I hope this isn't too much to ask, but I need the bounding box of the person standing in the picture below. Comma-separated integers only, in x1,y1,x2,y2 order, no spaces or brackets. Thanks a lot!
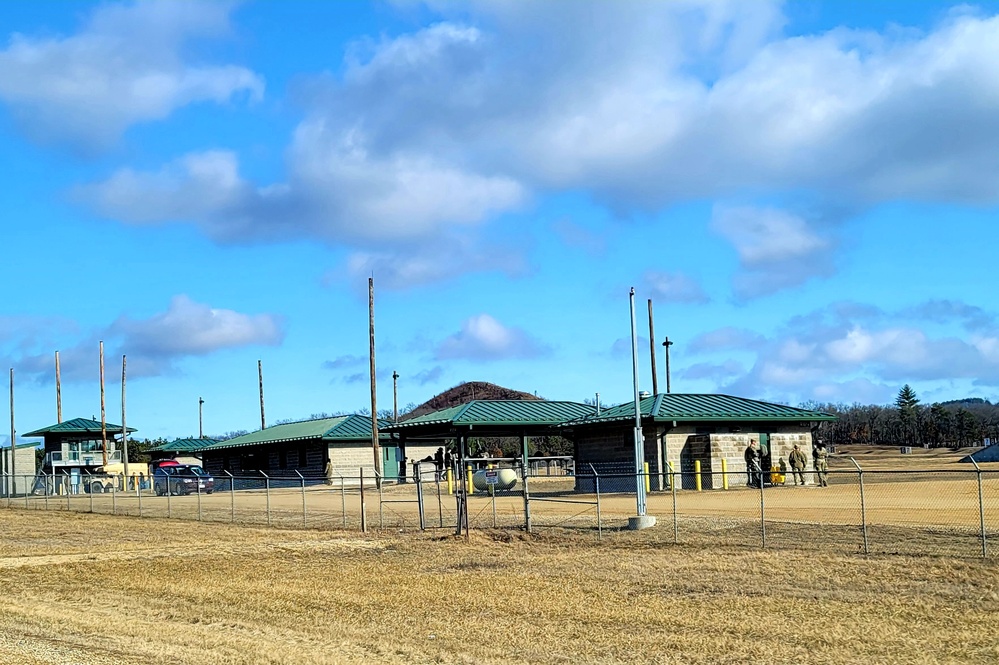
433,447,445,481
813,441,829,487
788,444,807,486
324,458,334,486
744,439,762,488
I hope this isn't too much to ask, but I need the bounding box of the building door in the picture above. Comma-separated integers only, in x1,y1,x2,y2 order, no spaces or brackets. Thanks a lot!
758,433,772,484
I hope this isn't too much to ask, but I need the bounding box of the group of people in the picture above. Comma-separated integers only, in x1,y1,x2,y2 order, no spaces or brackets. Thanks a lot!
744,439,829,488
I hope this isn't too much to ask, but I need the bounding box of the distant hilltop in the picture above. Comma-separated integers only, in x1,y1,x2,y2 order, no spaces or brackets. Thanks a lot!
401,381,542,421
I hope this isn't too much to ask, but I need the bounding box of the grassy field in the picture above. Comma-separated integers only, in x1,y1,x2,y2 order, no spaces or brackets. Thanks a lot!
1,509,997,665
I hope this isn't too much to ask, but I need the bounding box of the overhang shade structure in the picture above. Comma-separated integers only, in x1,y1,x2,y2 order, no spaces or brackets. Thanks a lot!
382,400,596,443
201,415,394,452
148,438,218,455
24,417,138,471
23,418,137,438
560,393,837,428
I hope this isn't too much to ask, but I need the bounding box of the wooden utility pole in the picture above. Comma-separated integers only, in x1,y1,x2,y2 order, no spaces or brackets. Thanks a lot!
258,360,266,430
648,299,658,395
199,397,204,438
392,371,399,423
55,351,62,423
121,355,129,482
100,341,107,467
368,278,382,482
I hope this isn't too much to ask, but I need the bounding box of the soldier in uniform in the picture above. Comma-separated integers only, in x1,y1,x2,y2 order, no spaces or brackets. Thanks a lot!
744,439,763,488
813,441,829,487
788,444,807,486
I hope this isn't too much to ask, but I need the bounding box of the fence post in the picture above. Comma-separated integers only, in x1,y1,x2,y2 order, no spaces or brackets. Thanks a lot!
225,471,234,523
377,471,384,529
589,463,602,539
137,472,142,518
65,471,71,511
196,475,202,522
847,457,869,555
669,462,678,545
261,471,270,527
521,459,532,534
340,474,346,529
166,472,172,519
721,458,729,490
970,458,987,559
436,475,444,528
694,460,702,492
42,472,49,511
759,469,766,549
86,471,94,513
296,470,307,528
111,478,116,515
643,461,651,494
415,462,426,531
360,467,367,533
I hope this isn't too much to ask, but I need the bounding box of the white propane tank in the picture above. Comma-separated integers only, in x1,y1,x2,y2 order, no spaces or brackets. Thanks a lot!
472,467,518,491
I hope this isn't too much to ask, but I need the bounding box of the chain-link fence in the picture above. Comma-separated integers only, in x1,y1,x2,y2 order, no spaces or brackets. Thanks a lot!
4,461,996,558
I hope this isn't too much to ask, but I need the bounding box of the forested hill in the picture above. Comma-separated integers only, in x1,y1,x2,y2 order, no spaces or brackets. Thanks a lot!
400,381,541,421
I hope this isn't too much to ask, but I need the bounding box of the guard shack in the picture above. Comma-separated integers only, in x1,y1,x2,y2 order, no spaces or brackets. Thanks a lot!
560,394,836,491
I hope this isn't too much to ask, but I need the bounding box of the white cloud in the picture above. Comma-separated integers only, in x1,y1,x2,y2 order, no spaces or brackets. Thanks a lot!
689,327,766,353
6,296,283,383
0,0,263,151
712,206,835,299
109,295,283,358
642,270,710,304
340,235,527,291
75,4,999,289
435,314,550,361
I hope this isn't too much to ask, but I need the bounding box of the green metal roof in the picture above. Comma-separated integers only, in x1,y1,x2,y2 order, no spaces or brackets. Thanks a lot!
384,400,595,431
201,415,394,452
148,438,218,453
23,417,137,437
562,393,836,426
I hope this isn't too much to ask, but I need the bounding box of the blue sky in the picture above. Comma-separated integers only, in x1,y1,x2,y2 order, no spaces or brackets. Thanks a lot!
3,0,999,443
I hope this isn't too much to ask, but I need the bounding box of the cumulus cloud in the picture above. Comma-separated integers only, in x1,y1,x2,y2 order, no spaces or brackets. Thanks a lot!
642,270,709,304
435,314,550,361
8,295,284,383
712,206,835,299
708,300,999,403
0,0,263,151
340,235,527,290
109,295,283,358
74,4,999,289
414,366,444,386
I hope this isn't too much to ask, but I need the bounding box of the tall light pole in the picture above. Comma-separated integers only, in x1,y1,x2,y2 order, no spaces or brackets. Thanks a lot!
199,397,204,438
392,371,399,423
662,337,674,393
628,289,651,528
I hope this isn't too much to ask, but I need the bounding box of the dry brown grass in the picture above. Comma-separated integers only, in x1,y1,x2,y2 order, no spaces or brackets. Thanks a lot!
1,509,997,665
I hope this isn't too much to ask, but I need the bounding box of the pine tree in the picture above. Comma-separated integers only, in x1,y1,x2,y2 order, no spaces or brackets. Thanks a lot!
895,385,920,446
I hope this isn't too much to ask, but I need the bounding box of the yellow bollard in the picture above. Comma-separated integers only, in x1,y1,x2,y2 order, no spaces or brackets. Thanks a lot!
721,458,729,490
643,462,651,493
694,460,702,492
446,468,454,495
466,465,474,494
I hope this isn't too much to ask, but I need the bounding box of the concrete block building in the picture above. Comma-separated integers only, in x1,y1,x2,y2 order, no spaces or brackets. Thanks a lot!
561,393,835,491
199,415,401,481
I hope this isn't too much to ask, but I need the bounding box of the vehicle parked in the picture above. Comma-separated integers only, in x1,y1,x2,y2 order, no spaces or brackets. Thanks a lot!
153,465,214,496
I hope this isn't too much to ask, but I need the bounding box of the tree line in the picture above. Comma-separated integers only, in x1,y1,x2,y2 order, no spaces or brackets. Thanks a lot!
805,385,999,449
